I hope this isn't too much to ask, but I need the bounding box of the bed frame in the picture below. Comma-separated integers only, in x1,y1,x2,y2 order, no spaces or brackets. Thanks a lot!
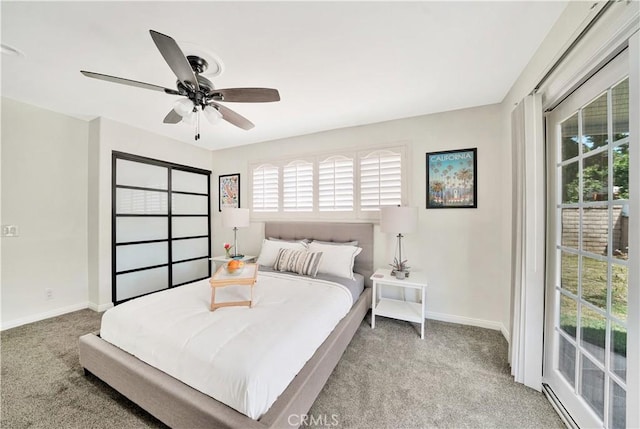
79,222,373,429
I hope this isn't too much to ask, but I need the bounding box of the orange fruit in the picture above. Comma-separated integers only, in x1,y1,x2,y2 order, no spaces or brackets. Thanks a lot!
227,259,244,273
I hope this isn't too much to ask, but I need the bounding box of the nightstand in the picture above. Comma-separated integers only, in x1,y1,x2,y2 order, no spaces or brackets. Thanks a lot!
211,255,257,270
370,268,428,339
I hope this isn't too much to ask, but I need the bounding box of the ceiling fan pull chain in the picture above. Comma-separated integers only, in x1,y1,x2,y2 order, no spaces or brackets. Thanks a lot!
196,108,201,140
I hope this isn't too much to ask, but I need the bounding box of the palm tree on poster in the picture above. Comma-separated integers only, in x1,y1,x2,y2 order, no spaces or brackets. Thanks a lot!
455,168,473,202
430,181,444,204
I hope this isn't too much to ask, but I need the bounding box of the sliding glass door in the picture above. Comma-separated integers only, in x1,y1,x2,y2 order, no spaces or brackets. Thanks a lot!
112,152,211,304
544,49,636,428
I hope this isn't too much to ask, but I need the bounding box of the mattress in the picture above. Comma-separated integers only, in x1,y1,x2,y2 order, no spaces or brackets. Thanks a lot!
100,271,353,419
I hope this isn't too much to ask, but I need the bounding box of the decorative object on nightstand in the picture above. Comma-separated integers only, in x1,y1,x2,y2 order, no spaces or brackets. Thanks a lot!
223,242,233,259
380,206,418,279
222,208,250,258
370,268,428,339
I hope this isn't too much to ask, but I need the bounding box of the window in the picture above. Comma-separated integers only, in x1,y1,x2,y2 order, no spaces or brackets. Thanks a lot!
319,155,354,211
250,145,406,217
252,164,279,212
112,152,211,304
360,150,402,211
283,160,313,212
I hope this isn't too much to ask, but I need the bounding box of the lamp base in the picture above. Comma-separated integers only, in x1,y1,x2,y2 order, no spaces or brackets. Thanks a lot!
390,269,410,279
231,254,245,259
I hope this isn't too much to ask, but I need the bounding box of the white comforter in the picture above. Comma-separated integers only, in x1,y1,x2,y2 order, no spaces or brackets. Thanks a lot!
100,271,353,419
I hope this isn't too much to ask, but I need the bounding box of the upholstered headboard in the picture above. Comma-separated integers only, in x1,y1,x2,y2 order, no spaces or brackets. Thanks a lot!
264,222,374,287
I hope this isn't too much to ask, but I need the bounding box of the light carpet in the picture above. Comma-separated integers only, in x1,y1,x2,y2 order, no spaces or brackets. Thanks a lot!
0,309,563,428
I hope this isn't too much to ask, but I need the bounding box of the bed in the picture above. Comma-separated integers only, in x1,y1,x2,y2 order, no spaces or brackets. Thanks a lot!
79,222,373,429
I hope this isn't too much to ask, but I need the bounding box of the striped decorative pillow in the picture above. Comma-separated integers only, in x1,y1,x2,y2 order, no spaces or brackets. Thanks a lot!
273,249,323,277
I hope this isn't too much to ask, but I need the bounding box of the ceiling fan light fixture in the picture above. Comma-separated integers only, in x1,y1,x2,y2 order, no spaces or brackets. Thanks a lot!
173,98,194,117
203,105,223,125
182,110,197,125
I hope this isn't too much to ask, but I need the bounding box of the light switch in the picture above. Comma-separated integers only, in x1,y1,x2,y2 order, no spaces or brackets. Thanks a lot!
1,225,19,237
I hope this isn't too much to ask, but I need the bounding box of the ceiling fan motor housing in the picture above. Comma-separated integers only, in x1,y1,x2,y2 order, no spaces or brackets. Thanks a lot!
177,75,215,107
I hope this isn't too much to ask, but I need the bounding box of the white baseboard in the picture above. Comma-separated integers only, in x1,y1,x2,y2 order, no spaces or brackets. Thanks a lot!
88,301,113,312
1,302,90,331
500,324,510,344
426,310,510,342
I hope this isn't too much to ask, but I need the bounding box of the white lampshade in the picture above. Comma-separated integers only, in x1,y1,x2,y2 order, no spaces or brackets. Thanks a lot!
380,206,418,234
203,105,223,124
222,208,250,229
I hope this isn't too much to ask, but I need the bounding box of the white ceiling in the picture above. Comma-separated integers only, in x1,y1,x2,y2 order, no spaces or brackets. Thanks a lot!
1,1,567,150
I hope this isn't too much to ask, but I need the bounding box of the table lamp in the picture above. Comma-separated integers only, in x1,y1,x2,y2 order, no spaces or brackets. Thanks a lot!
221,208,250,258
380,206,418,279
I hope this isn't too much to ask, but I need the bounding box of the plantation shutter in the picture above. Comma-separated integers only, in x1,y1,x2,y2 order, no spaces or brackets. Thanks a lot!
283,160,313,212
360,150,402,211
319,155,354,211
252,164,279,212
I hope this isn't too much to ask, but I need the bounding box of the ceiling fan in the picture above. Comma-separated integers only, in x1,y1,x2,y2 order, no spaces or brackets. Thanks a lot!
81,30,280,140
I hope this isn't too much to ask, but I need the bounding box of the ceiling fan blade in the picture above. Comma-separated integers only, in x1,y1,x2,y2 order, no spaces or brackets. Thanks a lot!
213,88,281,103
209,102,255,130
149,30,199,92
80,71,179,95
163,109,183,124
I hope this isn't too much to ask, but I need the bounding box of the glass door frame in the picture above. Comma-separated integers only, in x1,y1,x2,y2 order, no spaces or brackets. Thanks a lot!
543,43,638,428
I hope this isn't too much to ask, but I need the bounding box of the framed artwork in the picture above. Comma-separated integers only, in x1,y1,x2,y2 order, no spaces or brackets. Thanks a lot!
426,148,477,209
219,173,240,211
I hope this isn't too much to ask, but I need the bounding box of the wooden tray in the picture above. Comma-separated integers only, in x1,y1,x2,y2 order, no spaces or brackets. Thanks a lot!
209,263,258,311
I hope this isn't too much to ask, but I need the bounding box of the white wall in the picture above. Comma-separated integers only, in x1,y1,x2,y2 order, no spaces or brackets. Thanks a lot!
211,104,509,333
88,118,212,310
1,97,89,329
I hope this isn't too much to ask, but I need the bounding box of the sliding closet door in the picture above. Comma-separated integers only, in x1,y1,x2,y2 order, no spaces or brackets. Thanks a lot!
170,169,211,286
113,152,211,304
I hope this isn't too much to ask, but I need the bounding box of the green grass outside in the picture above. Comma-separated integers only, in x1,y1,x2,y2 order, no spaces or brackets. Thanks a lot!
559,253,627,354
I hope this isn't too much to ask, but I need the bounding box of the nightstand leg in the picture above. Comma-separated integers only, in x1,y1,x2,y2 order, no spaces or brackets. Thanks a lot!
371,281,376,329
421,286,426,339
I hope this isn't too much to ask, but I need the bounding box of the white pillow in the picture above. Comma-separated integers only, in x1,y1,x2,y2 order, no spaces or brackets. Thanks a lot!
307,242,362,280
268,237,310,243
257,239,308,267
312,239,358,246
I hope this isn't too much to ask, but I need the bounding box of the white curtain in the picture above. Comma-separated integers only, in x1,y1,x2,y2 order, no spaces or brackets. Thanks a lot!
509,94,545,391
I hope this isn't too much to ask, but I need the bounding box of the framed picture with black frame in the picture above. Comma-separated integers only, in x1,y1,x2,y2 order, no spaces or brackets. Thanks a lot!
426,148,477,209
219,173,240,212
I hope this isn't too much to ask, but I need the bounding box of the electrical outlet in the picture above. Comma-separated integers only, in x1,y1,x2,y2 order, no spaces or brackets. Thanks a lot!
1,225,19,237
45,288,53,300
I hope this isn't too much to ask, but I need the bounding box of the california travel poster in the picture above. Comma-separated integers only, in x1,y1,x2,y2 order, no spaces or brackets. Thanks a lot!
426,148,477,208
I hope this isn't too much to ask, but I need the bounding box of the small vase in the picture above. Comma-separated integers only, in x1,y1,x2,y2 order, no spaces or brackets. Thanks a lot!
225,250,231,259
395,270,406,280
